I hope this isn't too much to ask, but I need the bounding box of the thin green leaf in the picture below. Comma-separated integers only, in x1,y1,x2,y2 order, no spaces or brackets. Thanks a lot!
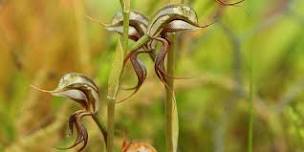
172,95,179,152
107,40,124,101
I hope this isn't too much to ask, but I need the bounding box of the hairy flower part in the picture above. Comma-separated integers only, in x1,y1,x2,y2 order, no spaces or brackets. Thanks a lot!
121,140,157,152
31,73,100,152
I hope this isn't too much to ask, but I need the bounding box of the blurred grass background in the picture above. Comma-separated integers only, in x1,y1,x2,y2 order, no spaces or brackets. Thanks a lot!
1,0,304,151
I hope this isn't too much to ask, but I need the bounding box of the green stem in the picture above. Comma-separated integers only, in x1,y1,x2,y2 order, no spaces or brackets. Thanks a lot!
107,0,130,152
131,35,150,51
165,35,177,152
248,48,254,152
121,0,130,56
107,99,115,152
166,1,182,151
92,114,108,148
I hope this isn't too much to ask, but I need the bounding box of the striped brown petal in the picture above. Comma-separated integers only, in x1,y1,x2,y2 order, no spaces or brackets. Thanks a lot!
57,110,91,152
31,73,101,151
106,11,149,41
153,37,170,84
32,73,100,113
147,4,204,37
118,49,149,103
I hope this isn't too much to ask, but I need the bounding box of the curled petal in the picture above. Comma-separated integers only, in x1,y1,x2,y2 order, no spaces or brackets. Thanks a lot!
148,38,194,81
152,37,172,84
58,110,93,151
118,49,150,103
126,50,148,91
152,37,190,84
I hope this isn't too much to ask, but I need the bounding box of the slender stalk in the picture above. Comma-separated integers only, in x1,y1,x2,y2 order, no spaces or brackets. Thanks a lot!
247,48,254,152
165,1,182,151
120,0,130,57
165,35,176,152
164,7,185,148
107,0,130,152
106,41,130,152
107,99,115,152
92,114,108,147
131,35,150,51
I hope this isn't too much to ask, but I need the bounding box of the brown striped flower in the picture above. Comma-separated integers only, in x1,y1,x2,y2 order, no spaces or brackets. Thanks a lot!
32,73,100,151
105,11,149,41
105,10,155,102
104,4,213,101
106,3,244,102
147,4,213,85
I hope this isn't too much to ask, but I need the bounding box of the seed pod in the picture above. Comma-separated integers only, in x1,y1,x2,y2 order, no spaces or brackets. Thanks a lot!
106,11,149,41
147,4,208,37
32,73,100,152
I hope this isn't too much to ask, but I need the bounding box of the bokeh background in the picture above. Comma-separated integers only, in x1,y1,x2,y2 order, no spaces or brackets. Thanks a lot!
1,0,304,151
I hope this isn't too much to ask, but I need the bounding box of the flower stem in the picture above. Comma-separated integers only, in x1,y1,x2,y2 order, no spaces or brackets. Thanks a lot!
92,114,108,148
106,0,130,152
107,99,115,152
166,1,183,151
120,0,130,56
165,35,177,152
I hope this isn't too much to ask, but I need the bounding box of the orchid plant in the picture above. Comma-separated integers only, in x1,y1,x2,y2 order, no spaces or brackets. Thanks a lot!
32,73,107,151
33,0,245,151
